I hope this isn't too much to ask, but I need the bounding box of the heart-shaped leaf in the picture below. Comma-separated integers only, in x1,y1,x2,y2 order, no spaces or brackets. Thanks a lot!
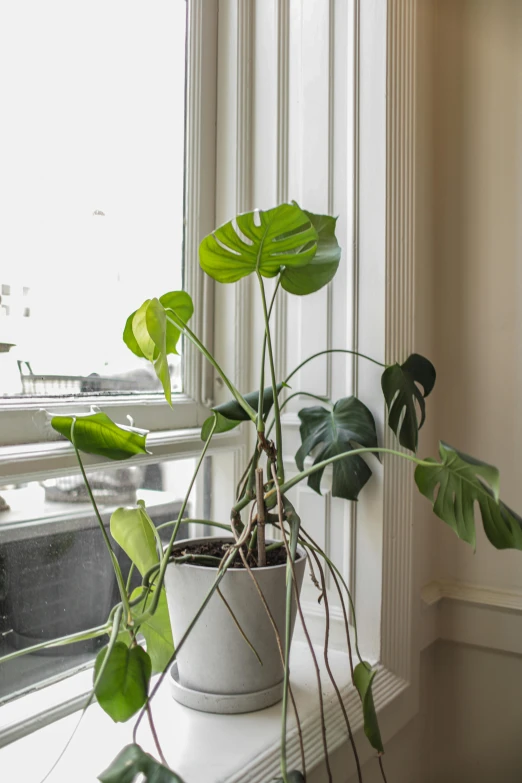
123,291,194,405
94,642,151,723
130,586,174,674
199,203,318,283
99,744,186,783
295,396,378,501
353,662,384,754
51,412,149,461
110,505,159,578
200,384,284,441
381,353,436,452
280,210,341,295
415,442,522,550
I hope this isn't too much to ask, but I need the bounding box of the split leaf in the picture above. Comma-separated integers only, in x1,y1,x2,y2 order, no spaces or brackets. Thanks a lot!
295,396,378,501
280,210,341,295
415,441,522,550
199,203,318,283
99,744,185,783
381,353,436,452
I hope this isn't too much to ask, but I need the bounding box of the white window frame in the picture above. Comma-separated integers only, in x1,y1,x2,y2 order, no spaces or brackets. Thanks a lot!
0,1,422,776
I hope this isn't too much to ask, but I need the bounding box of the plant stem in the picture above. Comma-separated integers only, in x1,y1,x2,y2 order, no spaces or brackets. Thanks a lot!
285,348,386,385
0,624,111,665
268,447,430,501
166,313,257,423
255,467,267,568
69,423,131,621
156,518,232,533
257,273,284,482
137,416,218,621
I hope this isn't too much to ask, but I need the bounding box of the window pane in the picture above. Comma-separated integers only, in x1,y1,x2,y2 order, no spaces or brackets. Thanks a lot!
0,456,196,704
0,1,187,398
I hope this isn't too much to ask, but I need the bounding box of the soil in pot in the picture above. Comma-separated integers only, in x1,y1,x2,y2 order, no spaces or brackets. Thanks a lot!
171,539,290,568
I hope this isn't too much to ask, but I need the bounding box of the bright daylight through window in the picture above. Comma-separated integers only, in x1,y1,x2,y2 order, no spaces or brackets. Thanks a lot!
0,1,187,398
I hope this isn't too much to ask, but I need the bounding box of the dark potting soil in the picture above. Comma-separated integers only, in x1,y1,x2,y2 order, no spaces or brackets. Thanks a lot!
172,539,292,569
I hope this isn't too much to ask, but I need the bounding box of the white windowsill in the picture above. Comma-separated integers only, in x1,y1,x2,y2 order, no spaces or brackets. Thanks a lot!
0,641,371,783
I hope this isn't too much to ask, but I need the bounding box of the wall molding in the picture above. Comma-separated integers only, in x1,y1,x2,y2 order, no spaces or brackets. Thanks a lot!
421,580,522,656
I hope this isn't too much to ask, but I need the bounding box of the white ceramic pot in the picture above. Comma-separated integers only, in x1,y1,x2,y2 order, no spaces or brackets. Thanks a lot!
164,536,307,714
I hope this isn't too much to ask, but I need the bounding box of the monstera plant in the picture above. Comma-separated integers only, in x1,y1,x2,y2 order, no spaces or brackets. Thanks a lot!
2,202,521,783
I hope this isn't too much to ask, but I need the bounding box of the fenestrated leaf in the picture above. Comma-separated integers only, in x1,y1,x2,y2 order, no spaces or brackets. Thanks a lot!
99,743,186,783
353,662,384,754
94,643,151,723
199,203,318,283
200,384,284,441
130,586,174,674
381,353,436,452
415,441,522,551
123,291,194,405
110,505,159,578
280,210,341,295
295,396,378,501
51,412,149,461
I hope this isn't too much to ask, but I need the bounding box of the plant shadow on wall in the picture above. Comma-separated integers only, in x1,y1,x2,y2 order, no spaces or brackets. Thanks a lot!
3,203,522,783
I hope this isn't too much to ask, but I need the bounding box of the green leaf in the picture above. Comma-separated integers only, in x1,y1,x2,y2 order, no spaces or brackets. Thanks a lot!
123,291,194,405
273,773,305,783
280,210,341,295
353,662,384,754
415,441,522,550
99,744,186,783
381,353,436,452
51,412,149,461
200,384,283,441
110,505,159,578
199,203,318,283
295,396,378,501
94,642,151,722
130,587,174,674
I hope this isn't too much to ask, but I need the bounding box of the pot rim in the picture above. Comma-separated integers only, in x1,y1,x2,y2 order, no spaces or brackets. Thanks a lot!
166,535,307,572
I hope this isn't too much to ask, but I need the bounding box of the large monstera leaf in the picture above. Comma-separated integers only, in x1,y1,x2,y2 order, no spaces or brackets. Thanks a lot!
199,203,318,283
99,744,186,783
381,353,436,452
295,396,378,501
415,442,522,550
123,291,194,405
280,210,341,295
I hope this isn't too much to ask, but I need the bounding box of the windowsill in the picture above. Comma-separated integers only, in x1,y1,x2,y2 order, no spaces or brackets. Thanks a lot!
0,641,371,783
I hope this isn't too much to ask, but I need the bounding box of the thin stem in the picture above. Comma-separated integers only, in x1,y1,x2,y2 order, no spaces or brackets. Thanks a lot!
156,518,232,533
216,588,263,666
166,313,257,423
257,273,284,483
269,447,429,501
138,417,218,621
285,348,386,385
256,467,267,568
266,391,331,439
378,756,389,783
71,423,131,621
0,624,110,666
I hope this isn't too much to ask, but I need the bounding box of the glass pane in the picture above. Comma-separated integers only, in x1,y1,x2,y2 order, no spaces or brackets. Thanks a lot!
0,1,187,398
0,457,197,704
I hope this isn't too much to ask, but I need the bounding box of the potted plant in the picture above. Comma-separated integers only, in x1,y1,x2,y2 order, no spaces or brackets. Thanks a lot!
2,202,521,783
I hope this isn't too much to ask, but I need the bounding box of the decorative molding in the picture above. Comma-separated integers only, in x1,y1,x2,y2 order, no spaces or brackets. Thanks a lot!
421,580,522,656
422,579,522,613
379,0,417,681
